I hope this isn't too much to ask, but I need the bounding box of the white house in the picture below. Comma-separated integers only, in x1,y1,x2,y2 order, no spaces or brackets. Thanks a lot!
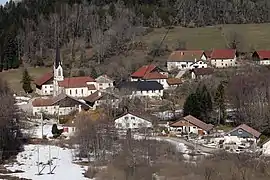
210,49,237,68
252,50,270,65
170,115,213,135
130,65,169,89
262,139,270,156
167,50,207,71
35,47,97,97
116,81,164,98
114,111,156,130
95,74,114,90
32,93,90,116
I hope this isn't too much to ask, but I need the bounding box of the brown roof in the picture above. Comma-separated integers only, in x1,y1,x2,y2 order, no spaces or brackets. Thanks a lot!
34,72,53,86
192,68,214,76
168,50,204,62
84,91,102,103
228,124,261,138
116,110,158,124
32,98,54,107
166,78,182,85
211,49,236,59
58,76,95,88
143,72,167,80
171,115,213,131
204,50,212,58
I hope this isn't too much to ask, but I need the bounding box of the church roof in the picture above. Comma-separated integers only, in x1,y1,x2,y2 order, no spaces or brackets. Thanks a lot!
58,77,96,88
34,72,53,86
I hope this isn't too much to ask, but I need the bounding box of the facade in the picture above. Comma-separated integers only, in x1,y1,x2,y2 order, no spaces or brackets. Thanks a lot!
190,68,214,79
226,124,261,139
84,90,120,109
130,65,169,89
167,50,207,71
252,50,270,65
95,75,114,90
32,93,90,116
210,49,237,68
170,115,213,135
114,111,156,130
116,81,164,98
262,140,270,156
35,47,98,97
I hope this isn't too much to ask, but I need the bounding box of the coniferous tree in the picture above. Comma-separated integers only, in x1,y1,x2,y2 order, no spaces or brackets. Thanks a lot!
21,68,33,93
183,93,201,118
214,82,226,125
90,67,98,78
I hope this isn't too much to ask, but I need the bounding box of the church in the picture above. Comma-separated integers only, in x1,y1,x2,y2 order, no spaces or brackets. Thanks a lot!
34,47,114,98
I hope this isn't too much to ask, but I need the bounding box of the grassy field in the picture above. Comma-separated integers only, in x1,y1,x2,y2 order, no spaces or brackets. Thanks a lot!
1,67,51,94
141,24,270,51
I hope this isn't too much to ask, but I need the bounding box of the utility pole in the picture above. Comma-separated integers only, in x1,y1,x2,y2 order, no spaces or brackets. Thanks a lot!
41,113,44,139
37,145,40,174
48,145,52,174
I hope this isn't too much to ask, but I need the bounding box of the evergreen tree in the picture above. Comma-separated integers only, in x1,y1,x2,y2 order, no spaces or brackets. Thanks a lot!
183,84,213,122
214,82,226,125
21,68,33,93
90,67,98,78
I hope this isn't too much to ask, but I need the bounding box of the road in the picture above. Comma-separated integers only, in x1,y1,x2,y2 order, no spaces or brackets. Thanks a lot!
159,136,218,154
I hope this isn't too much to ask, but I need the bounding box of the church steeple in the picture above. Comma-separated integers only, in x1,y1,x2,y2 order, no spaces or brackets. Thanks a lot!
54,37,61,69
53,37,64,97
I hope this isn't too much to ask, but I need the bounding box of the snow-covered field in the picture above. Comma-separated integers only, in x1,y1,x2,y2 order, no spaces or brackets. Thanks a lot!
5,144,89,180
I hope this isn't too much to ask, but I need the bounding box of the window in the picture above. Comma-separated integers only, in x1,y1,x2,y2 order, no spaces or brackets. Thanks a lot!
117,123,122,128
75,89,78,94
222,60,223,62
58,69,61,77
124,116,129,120
133,123,136,126
238,129,243,134
138,123,142,127
126,123,130,127
81,89,83,94
221,63,224,66
131,117,135,120
69,90,72,95
99,83,103,86
45,90,47,93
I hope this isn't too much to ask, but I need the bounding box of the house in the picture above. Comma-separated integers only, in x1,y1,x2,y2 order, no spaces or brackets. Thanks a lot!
35,46,97,97
252,50,270,65
116,81,164,98
58,76,97,97
262,139,270,156
83,90,120,109
114,111,157,130
167,50,207,71
226,124,261,140
34,72,54,96
170,115,213,135
190,68,214,79
32,93,90,116
131,64,169,89
166,78,182,89
210,49,237,68
95,74,114,90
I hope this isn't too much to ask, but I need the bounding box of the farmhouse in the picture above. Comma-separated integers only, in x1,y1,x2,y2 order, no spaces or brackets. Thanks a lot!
226,124,261,140
35,47,97,97
83,90,120,109
190,68,214,79
114,111,157,130
252,50,270,65
95,74,114,90
167,50,207,71
116,80,164,98
170,115,213,135
131,65,169,89
32,93,90,116
210,49,237,68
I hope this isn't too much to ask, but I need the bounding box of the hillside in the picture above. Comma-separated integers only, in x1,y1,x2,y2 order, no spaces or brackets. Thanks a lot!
142,24,270,51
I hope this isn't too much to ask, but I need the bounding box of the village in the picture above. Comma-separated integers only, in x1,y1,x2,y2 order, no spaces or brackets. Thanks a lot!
17,48,270,153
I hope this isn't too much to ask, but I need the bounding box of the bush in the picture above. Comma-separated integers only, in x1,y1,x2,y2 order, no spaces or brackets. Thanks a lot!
84,166,98,178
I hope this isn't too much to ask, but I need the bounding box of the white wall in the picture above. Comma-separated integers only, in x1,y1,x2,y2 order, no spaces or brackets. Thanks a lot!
211,56,237,68
97,82,114,90
33,105,77,116
167,61,194,71
115,113,153,129
132,89,163,97
36,84,54,96
170,125,207,135
190,61,208,69
64,87,97,97
258,60,270,65
201,54,207,61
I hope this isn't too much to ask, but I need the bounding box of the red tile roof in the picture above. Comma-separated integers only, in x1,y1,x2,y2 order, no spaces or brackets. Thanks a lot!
211,49,236,59
171,115,213,131
131,65,157,78
228,124,261,138
34,72,53,86
58,76,95,88
143,72,167,79
168,50,204,62
204,50,212,58
256,50,270,59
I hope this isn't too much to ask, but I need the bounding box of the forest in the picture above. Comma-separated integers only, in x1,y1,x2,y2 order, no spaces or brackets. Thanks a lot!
1,0,270,71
